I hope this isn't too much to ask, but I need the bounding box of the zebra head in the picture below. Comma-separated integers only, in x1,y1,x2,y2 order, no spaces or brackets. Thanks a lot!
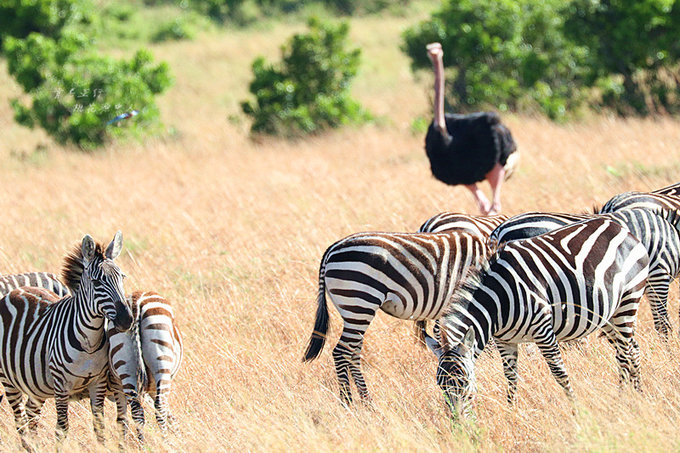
78,232,133,332
424,326,476,418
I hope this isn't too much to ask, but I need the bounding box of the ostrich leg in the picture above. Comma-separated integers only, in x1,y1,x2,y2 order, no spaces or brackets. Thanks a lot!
465,184,492,215
486,163,506,215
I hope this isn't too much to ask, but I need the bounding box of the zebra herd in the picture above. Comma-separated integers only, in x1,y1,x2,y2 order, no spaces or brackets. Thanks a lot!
304,181,680,418
0,232,183,451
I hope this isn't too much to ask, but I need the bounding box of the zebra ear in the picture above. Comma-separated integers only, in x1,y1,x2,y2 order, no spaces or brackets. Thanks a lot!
81,234,96,265
462,327,476,355
105,231,123,260
423,330,444,359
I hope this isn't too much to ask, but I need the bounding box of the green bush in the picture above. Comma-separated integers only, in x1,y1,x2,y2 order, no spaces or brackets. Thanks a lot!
564,0,680,115
0,0,86,45
402,0,588,119
241,17,371,136
4,31,172,149
151,17,196,42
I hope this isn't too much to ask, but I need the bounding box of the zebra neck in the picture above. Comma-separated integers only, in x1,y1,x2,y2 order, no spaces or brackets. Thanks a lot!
440,300,496,357
67,287,107,353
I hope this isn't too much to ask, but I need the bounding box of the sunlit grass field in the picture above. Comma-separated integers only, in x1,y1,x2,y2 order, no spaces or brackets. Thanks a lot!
1,3,680,451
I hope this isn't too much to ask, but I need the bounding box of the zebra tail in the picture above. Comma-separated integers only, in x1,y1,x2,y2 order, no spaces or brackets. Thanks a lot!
414,320,427,346
303,253,330,362
130,305,149,392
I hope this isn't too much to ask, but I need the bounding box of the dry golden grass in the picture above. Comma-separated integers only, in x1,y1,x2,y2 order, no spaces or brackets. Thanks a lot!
1,7,680,452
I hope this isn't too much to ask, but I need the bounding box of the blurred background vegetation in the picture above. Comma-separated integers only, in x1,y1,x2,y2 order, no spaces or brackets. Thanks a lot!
1,0,679,148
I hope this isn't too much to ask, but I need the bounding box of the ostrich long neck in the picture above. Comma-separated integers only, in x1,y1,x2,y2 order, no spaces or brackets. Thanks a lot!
429,45,452,145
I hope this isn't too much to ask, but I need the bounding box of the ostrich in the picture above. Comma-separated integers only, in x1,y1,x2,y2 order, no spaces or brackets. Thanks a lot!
425,42,519,215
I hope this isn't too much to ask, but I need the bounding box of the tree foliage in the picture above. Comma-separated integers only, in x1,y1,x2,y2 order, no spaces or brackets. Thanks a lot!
402,0,588,119
241,17,371,136
402,0,680,118
4,31,172,149
564,0,680,115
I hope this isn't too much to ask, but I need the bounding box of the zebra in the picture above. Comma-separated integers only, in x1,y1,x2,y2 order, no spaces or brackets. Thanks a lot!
107,290,183,442
418,212,508,236
652,181,680,198
0,232,132,451
599,190,680,214
0,272,69,298
423,218,650,417
417,213,508,340
303,231,488,404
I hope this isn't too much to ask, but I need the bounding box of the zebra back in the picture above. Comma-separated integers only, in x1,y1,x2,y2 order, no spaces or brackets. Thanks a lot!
599,191,680,213
418,212,508,236
0,272,69,298
652,182,680,198
488,211,590,246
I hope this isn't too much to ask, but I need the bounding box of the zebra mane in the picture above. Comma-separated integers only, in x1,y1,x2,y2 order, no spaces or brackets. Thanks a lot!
61,242,105,292
439,241,501,350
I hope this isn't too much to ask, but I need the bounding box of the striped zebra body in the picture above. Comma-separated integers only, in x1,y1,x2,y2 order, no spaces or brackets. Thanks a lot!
599,191,680,213
490,205,680,336
0,233,132,449
303,231,488,404
0,272,69,298
424,218,650,416
418,212,508,236
108,291,183,441
652,181,680,198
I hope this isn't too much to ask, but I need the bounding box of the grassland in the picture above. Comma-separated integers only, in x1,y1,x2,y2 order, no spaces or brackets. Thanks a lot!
1,3,680,452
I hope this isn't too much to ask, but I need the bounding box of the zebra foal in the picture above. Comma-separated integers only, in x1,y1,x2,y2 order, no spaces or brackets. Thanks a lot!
423,218,650,417
107,290,183,442
303,231,488,404
0,232,132,451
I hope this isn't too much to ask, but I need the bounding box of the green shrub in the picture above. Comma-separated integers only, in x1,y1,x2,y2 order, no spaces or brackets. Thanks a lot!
564,0,680,115
4,31,172,149
0,0,87,45
241,17,371,136
151,17,196,42
402,0,588,119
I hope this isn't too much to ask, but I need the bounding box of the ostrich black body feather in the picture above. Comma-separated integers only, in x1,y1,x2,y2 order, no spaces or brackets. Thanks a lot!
425,112,517,186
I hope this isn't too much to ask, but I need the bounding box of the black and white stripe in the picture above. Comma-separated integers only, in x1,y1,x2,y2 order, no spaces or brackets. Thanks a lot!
418,212,508,236
652,181,680,198
0,272,69,298
599,190,680,213
0,233,132,449
424,218,650,417
303,231,488,404
490,206,680,336
108,291,183,442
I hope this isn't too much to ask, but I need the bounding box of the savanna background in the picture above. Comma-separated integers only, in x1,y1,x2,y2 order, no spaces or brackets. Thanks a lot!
1,0,680,451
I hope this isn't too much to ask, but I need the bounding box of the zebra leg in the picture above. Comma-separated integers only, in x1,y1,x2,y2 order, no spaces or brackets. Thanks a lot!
496,341,519,405
629,337,642,391
2,383,35,451
348,343,370,403
153,384,172,433
535,334,574,399
112,388,131,444
332,343,354,405
130,395,146,441
54,392,70,445
646,277,672,337
601,324,640,390
88,382,108,444
24,397,45,432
